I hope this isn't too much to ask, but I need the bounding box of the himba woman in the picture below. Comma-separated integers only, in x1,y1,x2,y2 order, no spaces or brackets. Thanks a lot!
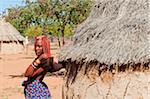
22,35,65,99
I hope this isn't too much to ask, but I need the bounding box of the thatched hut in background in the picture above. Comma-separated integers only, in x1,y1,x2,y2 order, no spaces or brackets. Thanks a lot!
59,0,150,99
0,20,25,54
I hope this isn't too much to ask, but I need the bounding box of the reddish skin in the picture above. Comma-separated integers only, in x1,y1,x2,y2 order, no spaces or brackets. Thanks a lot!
24,40,46,81
35,40,43,56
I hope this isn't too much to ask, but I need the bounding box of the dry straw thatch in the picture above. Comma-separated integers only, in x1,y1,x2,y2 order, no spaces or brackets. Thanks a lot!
0,20,25,54
60,0,150,99
0,20,25,42
60,0,150,66
60,1,150,98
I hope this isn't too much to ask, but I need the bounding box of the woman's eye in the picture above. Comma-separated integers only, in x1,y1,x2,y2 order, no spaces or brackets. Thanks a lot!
37,45,42,47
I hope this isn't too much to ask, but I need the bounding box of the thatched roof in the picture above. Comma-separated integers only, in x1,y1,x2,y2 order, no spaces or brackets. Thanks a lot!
0,20,25,42
60,0,150,65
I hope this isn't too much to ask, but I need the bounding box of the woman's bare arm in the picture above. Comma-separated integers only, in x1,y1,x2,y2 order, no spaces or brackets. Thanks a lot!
32,67,45,77
25,65,46,77
24,64,35,77
24,59,41,77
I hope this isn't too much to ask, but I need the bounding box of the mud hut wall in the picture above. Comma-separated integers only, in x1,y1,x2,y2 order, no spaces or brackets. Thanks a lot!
64,61,150,99
0,42,24,54
64,60,100,87
63,61,95,99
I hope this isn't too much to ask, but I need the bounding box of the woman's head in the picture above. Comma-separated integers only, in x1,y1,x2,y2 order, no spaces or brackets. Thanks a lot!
34,36,51,57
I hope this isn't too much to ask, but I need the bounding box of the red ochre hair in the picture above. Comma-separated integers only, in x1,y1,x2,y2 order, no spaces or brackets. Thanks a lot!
34,35,51,57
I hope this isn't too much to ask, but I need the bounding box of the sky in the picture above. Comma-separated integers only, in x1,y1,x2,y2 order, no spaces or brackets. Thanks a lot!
0,0,26,14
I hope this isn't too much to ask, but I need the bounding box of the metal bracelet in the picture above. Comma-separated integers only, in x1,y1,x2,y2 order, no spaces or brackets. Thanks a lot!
31,63,38,69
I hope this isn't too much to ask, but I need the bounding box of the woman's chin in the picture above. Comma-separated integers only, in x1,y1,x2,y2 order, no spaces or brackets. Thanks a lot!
36,53,41,56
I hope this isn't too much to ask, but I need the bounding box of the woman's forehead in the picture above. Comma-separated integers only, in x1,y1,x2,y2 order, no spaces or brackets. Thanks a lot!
35,40,42,45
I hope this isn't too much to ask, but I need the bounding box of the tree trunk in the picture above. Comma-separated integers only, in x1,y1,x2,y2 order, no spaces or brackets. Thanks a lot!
61,22,67,46
57,36,61,47
61,31,65,46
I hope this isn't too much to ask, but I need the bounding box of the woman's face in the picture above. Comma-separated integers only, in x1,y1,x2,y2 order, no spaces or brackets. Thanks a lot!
35,40,43,56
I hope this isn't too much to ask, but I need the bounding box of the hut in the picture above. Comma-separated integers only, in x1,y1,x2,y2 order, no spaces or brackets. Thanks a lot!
59,0,150,99
0,20,25,54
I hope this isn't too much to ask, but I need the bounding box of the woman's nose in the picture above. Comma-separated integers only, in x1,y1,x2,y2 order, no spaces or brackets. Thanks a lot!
36,46,40,50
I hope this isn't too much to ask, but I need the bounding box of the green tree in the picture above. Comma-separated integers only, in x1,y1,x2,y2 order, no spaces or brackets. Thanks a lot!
24,25,43,37
3,0,92,47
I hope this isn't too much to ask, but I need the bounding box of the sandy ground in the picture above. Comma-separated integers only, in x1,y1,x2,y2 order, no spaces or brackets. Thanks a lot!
0,44,64,99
